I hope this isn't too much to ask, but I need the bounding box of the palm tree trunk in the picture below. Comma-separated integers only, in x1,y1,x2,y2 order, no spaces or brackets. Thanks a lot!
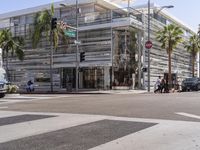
192,54,195,77
5,51,10,81
168,52,172,89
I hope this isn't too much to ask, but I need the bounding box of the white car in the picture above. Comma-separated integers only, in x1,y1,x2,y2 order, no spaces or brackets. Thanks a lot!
0,68,8,98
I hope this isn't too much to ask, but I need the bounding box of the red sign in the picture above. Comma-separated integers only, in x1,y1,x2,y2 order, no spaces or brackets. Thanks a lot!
145,41,153,49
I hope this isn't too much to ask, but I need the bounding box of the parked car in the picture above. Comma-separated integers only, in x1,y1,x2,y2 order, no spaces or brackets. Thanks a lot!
181,77,200,91
0,68,8,98
0,48,8,98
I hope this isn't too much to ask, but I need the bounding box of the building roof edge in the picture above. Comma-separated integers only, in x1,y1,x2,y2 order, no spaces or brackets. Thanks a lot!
133,3,196,34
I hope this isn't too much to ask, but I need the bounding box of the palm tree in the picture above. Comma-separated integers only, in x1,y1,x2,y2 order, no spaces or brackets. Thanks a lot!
32,4,68,92
0,28,24,79
184,34,200,77
156,24,183,88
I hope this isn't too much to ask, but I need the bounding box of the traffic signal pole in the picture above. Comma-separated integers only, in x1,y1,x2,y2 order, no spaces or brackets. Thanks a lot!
50,18,57,92
59,1,79,92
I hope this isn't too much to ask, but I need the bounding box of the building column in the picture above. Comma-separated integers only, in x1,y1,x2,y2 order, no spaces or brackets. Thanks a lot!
104,66,110,90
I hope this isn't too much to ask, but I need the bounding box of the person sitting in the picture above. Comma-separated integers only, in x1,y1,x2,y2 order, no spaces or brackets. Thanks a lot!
26,80,34,92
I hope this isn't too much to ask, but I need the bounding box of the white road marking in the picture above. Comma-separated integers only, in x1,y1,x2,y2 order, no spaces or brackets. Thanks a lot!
1,111,200,149
176,112,200,119
0,94,91,105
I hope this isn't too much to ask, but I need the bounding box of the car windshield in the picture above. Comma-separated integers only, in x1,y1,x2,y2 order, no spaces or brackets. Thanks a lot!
0,73,7,83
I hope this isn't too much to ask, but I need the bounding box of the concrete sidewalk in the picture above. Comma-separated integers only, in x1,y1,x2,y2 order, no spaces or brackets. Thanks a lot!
19,89,147,95
78,89,147,94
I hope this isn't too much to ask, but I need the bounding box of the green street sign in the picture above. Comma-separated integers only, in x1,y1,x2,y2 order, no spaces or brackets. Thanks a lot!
64,30,76,37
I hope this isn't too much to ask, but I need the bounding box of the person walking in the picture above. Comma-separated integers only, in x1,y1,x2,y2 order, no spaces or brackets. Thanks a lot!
160,78,165,93
154,76,161,93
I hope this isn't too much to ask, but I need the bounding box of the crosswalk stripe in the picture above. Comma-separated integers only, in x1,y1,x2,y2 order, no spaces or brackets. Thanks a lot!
1,111,200,150
176,112,200,119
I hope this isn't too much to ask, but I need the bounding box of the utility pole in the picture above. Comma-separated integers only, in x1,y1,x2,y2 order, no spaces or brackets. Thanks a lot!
146,2,173,92
75,0,79,92
198,24,200,77
147,0,151,92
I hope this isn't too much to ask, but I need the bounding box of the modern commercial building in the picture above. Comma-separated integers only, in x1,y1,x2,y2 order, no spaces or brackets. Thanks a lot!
0,0,197,91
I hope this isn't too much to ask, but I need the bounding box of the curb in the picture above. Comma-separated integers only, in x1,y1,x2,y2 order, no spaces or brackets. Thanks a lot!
5,93,20,98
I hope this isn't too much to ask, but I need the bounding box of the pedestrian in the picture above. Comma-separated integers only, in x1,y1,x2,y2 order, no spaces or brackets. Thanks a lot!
154,76,161,93
26,80,34,92
164,79,169,93
160,78,165,93
177,77,182,92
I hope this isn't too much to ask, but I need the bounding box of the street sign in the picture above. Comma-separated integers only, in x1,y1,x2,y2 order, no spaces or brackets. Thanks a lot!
145,41,153,49
74,40,81,45
64,30,76,38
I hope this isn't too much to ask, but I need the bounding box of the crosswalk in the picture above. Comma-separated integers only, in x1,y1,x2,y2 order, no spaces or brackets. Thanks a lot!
0,110,200,150
0,94,90,105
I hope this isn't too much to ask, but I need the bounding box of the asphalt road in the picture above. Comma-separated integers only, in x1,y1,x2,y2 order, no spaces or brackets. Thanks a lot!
2,92,200,150
1,92,200,122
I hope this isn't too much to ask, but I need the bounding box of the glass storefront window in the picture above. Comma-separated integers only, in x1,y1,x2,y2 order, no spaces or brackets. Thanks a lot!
82,68,104,89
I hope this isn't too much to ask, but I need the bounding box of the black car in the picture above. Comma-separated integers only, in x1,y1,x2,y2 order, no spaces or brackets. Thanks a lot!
182,77,200,91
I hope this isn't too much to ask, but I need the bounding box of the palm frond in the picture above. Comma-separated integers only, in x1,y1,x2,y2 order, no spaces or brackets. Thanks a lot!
184,34,200,56
156,24,183,53
51,3,55,16
32,3,69,51
15,46,24,61
0,28,24,61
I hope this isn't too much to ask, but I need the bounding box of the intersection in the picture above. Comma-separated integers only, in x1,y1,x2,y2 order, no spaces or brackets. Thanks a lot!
0,92,200,149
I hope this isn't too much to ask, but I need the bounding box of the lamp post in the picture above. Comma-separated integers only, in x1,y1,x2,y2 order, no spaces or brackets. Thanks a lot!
155,5,174,14
75,0,79,92
198,24,200,77
147,1,174,92
147,0,150,92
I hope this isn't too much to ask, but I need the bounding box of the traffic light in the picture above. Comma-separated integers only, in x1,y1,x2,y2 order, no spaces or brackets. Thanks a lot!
51,18,57,30
142,67,147,72
80,52,85,62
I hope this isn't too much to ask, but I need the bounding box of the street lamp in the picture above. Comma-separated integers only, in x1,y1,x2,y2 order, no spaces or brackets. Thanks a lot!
147,1,174,92
197,24,200,77
147,0,150,92
60,0,79,92
155,5,174,14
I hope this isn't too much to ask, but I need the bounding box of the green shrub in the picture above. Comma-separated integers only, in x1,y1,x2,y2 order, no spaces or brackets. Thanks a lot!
7,84,19,93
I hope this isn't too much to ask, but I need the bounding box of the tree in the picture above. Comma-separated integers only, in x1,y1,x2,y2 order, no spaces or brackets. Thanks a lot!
0,28,24,79
184,34,200,77
32,4,68,92
156,24,183,88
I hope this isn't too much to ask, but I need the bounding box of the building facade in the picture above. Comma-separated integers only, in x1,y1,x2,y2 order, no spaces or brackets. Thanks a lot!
0,0,196,91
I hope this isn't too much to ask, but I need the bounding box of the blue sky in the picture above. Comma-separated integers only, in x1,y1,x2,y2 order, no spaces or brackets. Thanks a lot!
133,0,199,32
0,0,199,32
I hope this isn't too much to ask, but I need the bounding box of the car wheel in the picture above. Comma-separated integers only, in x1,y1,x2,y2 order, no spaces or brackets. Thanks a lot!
198,84,200,91
0,93,5,98
182,88,186,92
